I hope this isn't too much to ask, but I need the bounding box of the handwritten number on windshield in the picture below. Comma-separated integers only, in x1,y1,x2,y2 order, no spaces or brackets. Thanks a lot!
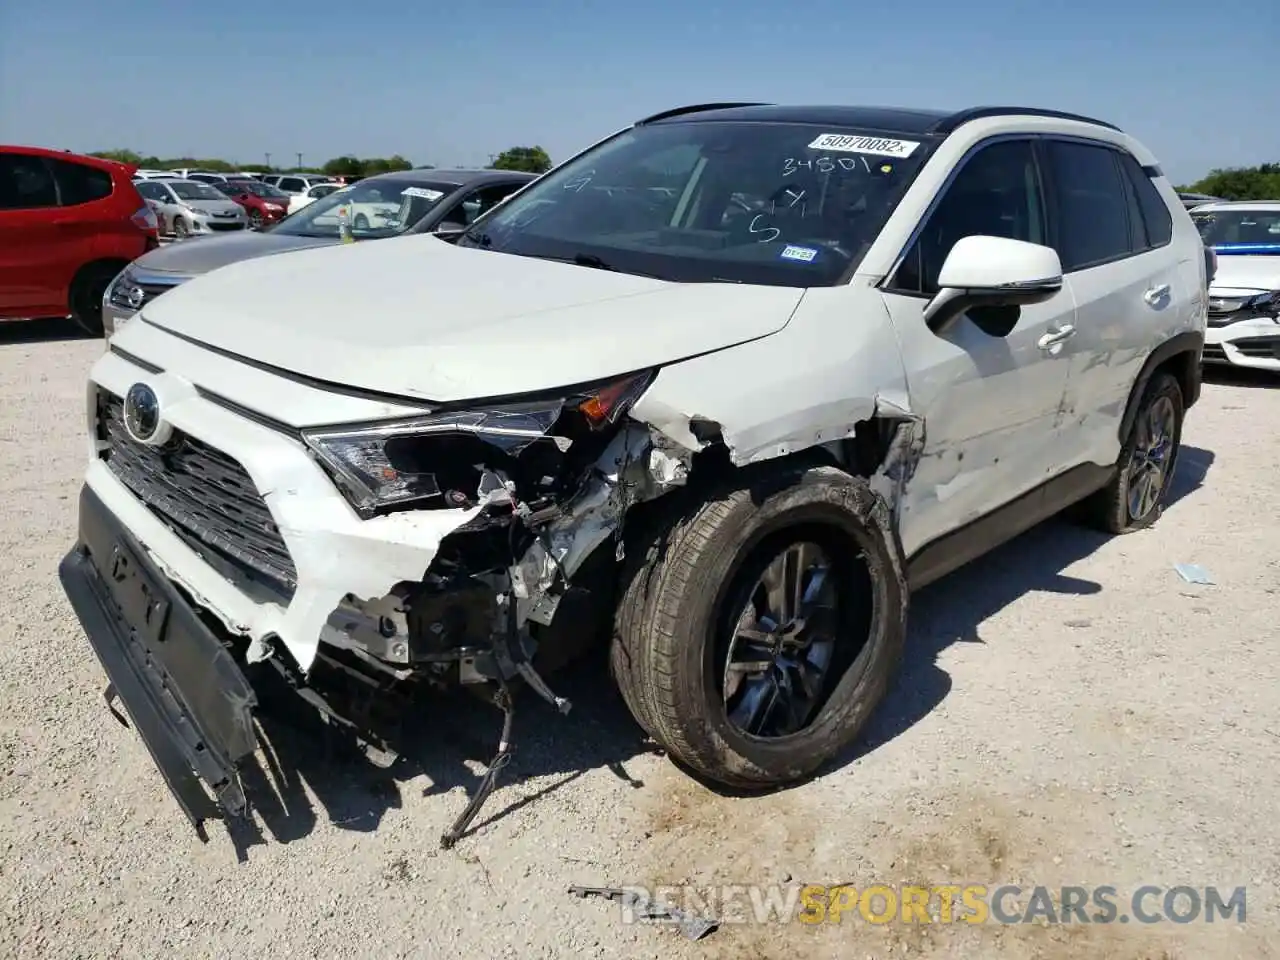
783,155,870,176
748,214,781,243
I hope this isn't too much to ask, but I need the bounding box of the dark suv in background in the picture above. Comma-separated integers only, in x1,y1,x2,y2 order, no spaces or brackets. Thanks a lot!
0,146,159,334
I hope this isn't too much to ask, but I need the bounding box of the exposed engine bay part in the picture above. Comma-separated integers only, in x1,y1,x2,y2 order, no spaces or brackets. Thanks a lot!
272,384,924,843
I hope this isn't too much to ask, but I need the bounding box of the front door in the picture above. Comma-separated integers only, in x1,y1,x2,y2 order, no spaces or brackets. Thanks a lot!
879,137,1076,558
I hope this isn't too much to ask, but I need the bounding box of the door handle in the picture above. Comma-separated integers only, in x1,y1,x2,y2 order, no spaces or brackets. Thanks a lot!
1037,324,1077,351
1144,284,1171,305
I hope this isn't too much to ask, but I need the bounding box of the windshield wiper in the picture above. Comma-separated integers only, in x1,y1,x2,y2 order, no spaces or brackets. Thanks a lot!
572,253,617,271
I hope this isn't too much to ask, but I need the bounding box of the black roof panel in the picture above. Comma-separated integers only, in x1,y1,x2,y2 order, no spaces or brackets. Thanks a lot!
643,103,1121,135
649,104,953,135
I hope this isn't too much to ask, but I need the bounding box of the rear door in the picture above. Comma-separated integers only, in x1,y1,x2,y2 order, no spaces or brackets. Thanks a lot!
47,157,119,288
1042,139,1186,470
0,151,63,315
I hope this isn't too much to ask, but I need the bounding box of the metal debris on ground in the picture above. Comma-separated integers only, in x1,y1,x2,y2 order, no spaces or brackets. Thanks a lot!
1174,563,1215,585
568,885,719,941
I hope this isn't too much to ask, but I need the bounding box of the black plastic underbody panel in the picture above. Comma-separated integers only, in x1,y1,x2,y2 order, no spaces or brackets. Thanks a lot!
58,485,258,839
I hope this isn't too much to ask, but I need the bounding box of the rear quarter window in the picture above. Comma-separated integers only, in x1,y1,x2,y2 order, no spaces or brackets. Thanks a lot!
1118,153,1173,249
50,159,114,206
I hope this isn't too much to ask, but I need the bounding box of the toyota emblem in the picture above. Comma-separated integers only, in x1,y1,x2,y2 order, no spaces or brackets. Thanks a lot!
126,286,146,309
123,383,161,444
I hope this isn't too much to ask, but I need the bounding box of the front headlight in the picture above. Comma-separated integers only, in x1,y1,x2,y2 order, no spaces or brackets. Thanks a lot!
302,371,655,517
189,207,210,216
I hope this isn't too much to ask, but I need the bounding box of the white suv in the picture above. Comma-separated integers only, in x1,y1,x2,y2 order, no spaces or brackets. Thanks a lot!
59,103,1207,841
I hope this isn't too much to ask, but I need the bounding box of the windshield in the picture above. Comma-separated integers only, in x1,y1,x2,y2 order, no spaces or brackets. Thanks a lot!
170,181,226,201
272,179,453,238
458,120,935,286
1193,209,1280,250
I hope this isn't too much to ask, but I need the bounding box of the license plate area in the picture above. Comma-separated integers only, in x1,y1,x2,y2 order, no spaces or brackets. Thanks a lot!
107,540,170,647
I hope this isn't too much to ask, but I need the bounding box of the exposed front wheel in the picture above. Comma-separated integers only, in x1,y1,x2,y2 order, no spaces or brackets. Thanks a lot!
353,214,370,230
610,465,907,789
173,216,189,239
1081,371,1185,533
249,210,264,229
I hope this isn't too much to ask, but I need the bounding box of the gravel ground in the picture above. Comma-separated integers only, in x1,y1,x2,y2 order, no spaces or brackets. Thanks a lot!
1,319,1277,960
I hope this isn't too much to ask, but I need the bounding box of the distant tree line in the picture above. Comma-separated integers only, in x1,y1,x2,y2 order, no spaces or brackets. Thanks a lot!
87,145,555,176
1177,163,1280,200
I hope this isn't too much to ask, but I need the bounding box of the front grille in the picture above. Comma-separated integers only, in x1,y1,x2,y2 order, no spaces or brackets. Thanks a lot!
1202,344,1228,363
108,278,182,311
98,390,298,599
1234,336,1280,360
206,221,245,232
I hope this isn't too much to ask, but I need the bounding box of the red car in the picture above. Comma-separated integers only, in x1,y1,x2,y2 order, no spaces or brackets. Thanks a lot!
0,145,159,335
213,179,293,229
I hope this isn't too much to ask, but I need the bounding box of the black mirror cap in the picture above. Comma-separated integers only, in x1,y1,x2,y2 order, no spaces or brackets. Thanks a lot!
924,278,1062,336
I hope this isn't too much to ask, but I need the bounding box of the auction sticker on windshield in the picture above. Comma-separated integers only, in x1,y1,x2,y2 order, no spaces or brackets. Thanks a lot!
402,187,445,201
806,134,920,158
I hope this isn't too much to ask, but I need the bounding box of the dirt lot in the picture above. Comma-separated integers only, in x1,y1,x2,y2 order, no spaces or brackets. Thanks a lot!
1,319,1276,959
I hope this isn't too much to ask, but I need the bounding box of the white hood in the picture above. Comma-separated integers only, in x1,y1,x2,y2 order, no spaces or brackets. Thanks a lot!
141,234,804,403
1210,253,1280,297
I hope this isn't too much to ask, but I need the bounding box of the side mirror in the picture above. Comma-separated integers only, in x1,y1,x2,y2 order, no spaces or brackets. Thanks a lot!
922,235,1064,336
434,222,467,236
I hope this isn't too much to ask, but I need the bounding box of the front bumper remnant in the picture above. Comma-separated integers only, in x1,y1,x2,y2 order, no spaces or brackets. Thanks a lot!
58,484,257,840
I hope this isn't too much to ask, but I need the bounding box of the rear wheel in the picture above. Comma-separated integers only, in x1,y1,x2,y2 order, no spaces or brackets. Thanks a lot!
1080,372,1184,533
610,464,907,788
68,262,122,337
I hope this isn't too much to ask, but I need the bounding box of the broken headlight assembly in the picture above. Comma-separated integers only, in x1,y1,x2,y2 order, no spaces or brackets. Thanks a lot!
302,371,656,518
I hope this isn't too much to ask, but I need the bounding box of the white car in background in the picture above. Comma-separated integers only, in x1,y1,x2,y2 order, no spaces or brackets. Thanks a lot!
265,173,337,197
287,181,345,215
1192,201,1280,371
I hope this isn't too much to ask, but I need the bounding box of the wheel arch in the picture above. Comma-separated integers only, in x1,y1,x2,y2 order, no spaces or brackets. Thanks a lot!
1117,331,1203,445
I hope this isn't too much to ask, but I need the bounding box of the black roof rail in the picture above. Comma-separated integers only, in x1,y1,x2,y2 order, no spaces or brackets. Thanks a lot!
933,106,1122,134
635,102,772,125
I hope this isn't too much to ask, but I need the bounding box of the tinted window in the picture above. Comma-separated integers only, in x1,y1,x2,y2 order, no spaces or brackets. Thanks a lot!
280,178,304,192
1046,141,1131,270
895,139,1045,295
51,159,114,205
0,153,58,209
1118,153,1172,249
461,120,936,287
136,182,164,201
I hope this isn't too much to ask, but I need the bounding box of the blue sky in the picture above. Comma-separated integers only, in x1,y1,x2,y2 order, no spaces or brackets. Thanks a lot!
1,0,1275,184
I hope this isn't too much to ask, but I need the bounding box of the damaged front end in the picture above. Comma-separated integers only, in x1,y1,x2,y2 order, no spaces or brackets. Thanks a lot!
284,371,690,845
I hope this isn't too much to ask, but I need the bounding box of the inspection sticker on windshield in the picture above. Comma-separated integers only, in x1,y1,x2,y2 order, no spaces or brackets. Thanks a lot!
780,244,819,263
402,187,444,201
807,133,920,158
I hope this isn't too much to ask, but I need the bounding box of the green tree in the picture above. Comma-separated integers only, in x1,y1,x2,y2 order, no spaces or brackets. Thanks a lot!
385,154,412,171
491,146,552,174
90,149,144,165
1185,163,1280,201
323,155,365,177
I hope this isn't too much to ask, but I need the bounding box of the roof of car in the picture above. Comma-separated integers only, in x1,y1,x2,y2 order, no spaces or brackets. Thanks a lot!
1192,200,1280,212
639,103,1121,134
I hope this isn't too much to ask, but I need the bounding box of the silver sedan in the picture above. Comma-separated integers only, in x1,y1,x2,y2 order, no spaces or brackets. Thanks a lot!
133,178,248,239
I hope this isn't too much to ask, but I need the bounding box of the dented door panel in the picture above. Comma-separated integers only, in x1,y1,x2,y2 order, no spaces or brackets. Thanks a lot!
881,289,1077,558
